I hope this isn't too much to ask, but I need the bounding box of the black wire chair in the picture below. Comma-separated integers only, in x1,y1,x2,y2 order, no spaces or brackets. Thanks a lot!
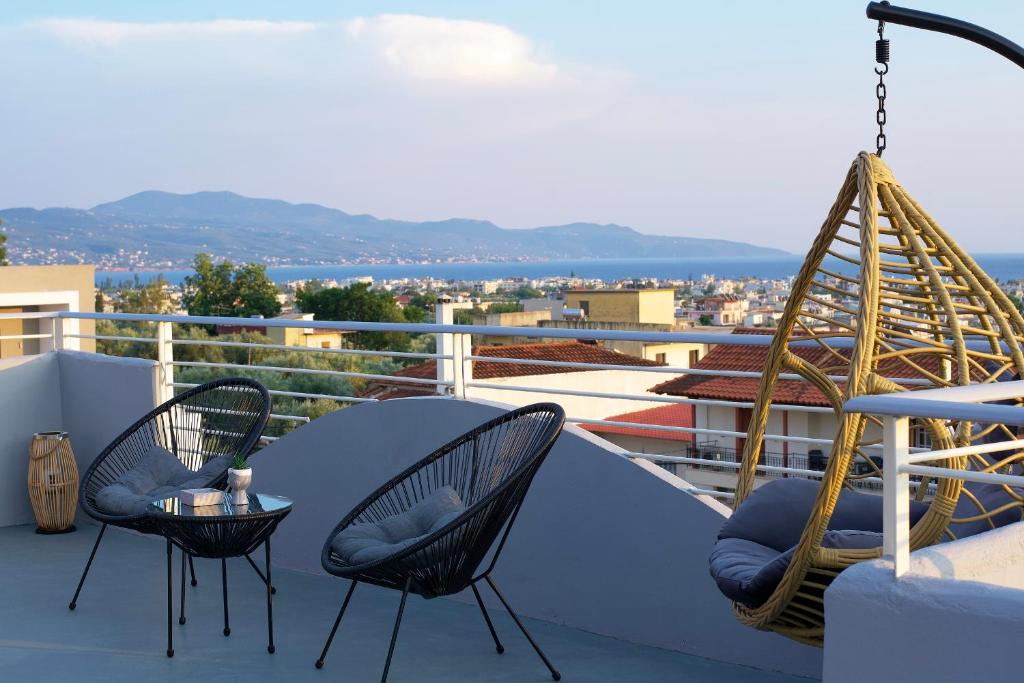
68,377,271,610
315,403,566,682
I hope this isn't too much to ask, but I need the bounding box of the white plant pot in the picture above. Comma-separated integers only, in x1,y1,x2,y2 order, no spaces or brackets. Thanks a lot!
227,467,252,506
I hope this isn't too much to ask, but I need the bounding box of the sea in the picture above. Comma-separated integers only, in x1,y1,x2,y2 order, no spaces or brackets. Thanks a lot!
95,254,1024,287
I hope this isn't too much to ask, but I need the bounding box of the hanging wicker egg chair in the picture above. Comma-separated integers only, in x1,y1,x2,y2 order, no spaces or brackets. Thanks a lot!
712,151,1024,645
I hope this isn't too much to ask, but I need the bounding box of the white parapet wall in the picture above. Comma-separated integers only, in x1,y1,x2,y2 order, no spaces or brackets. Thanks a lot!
252,396,821,678
824,522,1024,683
0,351,157,528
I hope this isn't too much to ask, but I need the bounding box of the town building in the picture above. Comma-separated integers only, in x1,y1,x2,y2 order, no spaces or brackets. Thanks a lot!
363,341,677,420
564,288,676,326
0,265,95,357
216,312,349,349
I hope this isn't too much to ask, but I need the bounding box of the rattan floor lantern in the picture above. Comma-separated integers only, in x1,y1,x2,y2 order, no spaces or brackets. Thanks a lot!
28,431,79,534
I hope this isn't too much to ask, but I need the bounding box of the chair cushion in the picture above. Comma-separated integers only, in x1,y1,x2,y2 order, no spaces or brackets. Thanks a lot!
94,444,192,516
718,478,929,552
177,455,231,490
710,529,885,607
710,477,929,607
331,486,466,567
951,481,1024,539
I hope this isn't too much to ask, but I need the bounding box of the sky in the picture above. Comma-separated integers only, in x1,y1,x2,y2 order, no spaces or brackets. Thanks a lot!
1,1,1023,253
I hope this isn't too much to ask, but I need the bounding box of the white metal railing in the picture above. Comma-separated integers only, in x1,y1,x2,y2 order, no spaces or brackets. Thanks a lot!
3,307,959,499
845,383,1024,577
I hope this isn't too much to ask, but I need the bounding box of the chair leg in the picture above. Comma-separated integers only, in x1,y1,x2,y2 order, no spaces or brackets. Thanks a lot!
245,552,276,594
315,580,358,669
471,582,504,654
166,540,174,658
265,538,275,654
484,576,560,681
188,553,197,587
381,576,412,683
221,558,230,636
69,523,107,610
179,548,187,624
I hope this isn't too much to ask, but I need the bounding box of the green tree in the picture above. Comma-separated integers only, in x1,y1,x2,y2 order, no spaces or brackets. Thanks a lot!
484,302,523,314
115,275,175,314
0,218,7,265
182,253,281,319
698,314,713,326
232,263,282,318
296,283,411,351
1007,292,1024,317
512,285,543,299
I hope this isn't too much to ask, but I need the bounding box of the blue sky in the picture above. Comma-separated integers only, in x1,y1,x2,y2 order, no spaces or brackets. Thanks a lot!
2,1,1023,252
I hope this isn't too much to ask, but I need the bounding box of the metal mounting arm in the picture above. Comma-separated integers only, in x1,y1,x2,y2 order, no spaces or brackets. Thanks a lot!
866,2,1024,69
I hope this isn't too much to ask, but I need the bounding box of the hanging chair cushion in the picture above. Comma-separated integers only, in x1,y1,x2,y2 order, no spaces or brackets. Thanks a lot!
331,485,466,567
951,481,1024,539
94,448,230,517
710,529,884,607
709,478,929,607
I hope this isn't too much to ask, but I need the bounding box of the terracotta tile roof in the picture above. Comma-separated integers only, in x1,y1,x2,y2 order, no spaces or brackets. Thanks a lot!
650,329,984,407
581,403,694,443
471,342,662,379
362,341,662,399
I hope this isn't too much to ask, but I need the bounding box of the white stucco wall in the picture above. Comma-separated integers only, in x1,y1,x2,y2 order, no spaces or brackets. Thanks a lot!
0,354,64,527
466,369,682,420
825,522,1024,683
0,351,157,528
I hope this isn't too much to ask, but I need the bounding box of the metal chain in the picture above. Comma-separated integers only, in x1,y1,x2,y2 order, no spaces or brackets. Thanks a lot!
875,20,890,156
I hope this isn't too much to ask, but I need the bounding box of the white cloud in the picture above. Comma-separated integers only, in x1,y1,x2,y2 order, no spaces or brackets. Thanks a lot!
344,14,559,85
33,18,317,47
31,15,561,87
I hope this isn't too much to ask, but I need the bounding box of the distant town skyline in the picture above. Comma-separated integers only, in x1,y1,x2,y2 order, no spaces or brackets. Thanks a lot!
1,1,1023,252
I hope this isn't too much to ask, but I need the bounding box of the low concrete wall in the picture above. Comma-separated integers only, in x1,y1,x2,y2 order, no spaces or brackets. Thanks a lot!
57,351,158,483
0,354,63,526
0,351,157,528
254,397,821,677
825,522,1024,683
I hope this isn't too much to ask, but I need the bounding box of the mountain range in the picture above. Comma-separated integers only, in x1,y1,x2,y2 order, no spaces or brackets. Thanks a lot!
0,191,789,269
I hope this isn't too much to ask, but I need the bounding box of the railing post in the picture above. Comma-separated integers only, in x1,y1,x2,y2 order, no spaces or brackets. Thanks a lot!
156,321,175,405
435,301,455,396
882,415,911,578
51,315,65,352
451,333,472,400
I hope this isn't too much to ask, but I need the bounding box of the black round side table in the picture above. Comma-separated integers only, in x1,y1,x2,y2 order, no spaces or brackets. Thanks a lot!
147,493,293,658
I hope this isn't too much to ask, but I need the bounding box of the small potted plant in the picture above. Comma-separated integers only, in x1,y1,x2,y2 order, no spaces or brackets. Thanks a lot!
227,454,252,506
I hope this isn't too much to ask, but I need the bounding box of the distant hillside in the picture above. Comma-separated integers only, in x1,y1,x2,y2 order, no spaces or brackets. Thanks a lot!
0,190,790,268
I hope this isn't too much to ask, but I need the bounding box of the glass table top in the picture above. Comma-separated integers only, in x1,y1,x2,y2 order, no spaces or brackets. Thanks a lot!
148,493,292,518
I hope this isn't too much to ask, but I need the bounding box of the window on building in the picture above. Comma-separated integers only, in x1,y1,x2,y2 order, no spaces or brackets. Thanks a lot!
689,349,700,366
655,352,667,364
579,300,590,316
321,341,331,349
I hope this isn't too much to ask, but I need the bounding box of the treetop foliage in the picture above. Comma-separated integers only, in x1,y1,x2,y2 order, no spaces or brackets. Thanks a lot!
182,253,281,319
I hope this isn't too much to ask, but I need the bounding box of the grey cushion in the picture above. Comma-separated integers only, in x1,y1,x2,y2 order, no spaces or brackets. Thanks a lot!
332,486,466,567
718,478,928,552
951,482,1024,539
710,529,884,607
710,477,929,607
178,455,231,490
115,445,191,495
94,445,192,516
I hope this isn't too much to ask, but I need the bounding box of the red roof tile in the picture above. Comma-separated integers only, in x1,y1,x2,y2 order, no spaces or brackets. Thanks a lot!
362,341,662,399
581,403,694,442
651,329,983,407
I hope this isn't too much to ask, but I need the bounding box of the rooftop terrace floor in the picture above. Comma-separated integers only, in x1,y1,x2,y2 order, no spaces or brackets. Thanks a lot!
1,524,809,682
